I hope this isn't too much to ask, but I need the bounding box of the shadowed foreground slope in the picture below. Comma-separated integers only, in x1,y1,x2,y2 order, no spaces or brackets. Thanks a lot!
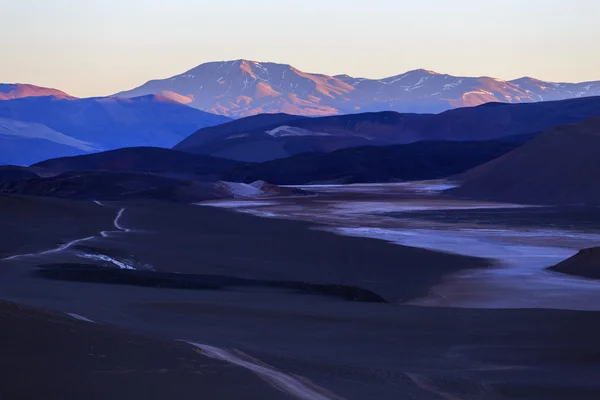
450,117,600,205
549,247,600,279
0,301,283,400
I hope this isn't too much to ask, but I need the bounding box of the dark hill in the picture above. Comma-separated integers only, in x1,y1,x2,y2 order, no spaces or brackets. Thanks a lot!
449,117,600,205
26,137,524,186
0,166,39,181
224,139,522,184
32,147,242,180
174,96,600,162
0,171,227,202
174,113,308,150
549,247,600,279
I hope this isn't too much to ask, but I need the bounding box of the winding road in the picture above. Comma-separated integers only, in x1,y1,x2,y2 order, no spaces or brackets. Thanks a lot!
2,200,129,262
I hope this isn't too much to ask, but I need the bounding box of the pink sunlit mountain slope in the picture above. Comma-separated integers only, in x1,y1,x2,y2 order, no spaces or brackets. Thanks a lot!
115,60,600,117
0,84,76,100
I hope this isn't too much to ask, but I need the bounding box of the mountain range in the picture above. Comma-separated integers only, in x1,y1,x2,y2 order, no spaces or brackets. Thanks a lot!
3,101,600,205
3,61,600,186
116,59,600,117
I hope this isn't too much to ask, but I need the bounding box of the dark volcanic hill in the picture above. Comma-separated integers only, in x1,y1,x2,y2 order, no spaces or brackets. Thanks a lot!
0,166,39,182
174,96,600,162
0,170,308,202
0,95,230,166
115,59,600,117
224,139,522,184
450,117,600,205
549,247,600,279
0,171,229,202
24,137,521,186
33,147,242,180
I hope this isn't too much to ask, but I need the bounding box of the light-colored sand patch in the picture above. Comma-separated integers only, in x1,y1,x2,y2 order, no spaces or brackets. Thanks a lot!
198,200,281,208
66,313,95,323
184,342,343,400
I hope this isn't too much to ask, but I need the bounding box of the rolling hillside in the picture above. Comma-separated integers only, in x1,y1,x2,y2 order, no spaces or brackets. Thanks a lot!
0,95,230,165
175,96,600,162
450,117,600,205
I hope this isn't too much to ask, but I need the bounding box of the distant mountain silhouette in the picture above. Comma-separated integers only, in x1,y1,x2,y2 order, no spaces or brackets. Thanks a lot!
0,84,75,100
174,96,600,162
450,117,600,205
115,59,600,117
0,116,100,166
0,94,230,165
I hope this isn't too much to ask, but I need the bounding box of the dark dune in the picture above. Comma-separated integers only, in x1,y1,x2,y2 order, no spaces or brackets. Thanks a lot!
450,117,600,205
549,247,600,279
36,263,388,303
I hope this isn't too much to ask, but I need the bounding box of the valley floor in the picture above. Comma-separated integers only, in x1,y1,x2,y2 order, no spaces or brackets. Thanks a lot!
1,189,600,399
201,182,600,311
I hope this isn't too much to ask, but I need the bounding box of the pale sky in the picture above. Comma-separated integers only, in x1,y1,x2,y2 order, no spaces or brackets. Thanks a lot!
2,0,599,97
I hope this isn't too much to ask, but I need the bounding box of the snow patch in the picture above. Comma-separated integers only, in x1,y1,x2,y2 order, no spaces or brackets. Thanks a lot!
265,125,330,137
443,79,463,90
329,227,581,268
226,133,250,139
218,181,266,198
384,73,408,84
462,90,494,99
198,200,280,208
